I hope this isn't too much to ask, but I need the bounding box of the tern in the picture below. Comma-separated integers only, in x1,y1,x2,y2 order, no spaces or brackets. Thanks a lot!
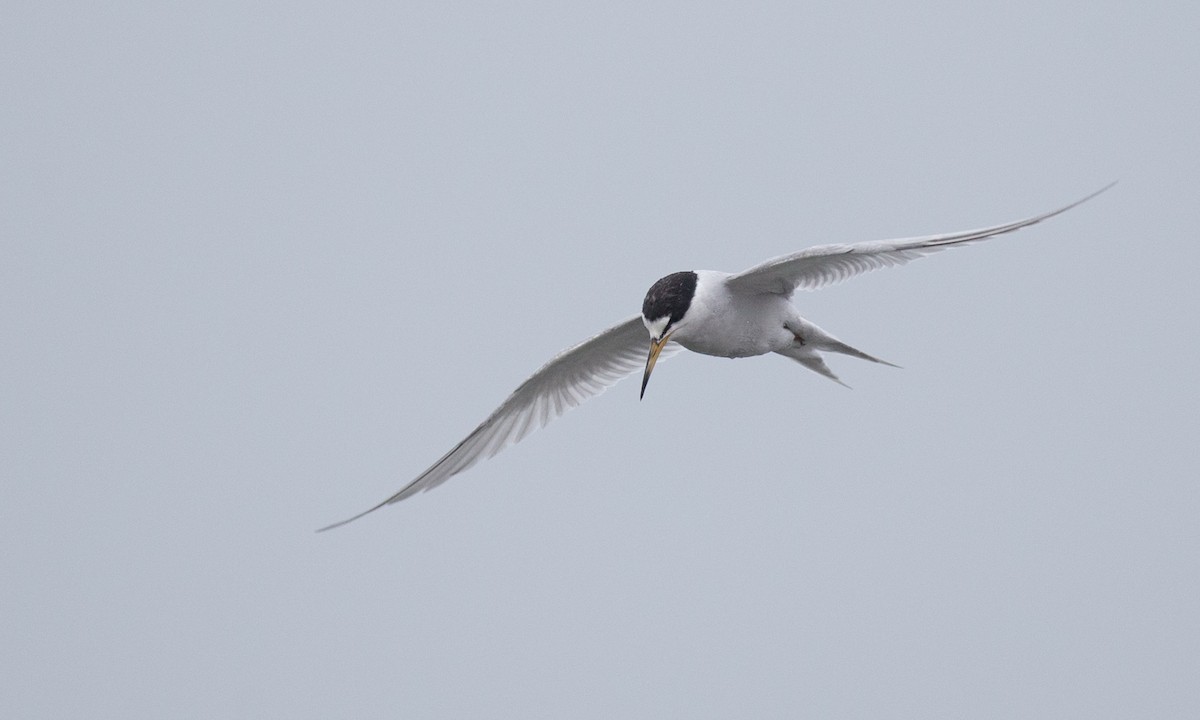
319,184,1112,531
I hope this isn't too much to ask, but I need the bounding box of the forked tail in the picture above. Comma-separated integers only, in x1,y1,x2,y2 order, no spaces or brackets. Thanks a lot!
777,317,900,386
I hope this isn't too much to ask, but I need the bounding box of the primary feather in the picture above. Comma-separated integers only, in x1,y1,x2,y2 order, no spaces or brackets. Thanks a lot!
727,182,1115,296
317,316,678,531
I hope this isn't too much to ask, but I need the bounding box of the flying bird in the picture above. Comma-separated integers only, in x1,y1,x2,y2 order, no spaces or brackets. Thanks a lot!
319,184,1113,530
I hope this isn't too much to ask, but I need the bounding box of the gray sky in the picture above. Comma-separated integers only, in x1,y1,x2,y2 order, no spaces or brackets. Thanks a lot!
4,1,1198,718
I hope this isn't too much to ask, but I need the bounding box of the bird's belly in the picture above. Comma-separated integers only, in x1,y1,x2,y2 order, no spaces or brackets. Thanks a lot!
676,319,791,358
671,280,796,358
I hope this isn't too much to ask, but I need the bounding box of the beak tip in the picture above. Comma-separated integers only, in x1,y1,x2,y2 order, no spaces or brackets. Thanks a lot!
641,335,668,402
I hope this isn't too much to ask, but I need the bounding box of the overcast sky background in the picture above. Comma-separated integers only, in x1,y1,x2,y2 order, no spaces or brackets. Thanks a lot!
4,1,1198,718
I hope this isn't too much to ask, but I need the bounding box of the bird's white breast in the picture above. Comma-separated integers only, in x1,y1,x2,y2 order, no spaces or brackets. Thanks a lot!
671,271,796,358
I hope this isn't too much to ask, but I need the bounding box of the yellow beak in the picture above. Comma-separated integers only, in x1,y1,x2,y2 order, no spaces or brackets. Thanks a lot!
640,334,671,400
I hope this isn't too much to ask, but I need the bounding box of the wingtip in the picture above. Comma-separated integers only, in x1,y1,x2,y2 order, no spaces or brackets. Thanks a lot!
314,497,393,533
314,515,360,533
1074,180,1119,207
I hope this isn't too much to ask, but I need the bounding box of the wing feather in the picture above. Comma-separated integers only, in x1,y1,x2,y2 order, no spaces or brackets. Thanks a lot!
318,314,676,530
726,184,1114,296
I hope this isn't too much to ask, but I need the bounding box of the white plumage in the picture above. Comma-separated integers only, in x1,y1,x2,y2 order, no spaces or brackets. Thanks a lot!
319,184,1112,530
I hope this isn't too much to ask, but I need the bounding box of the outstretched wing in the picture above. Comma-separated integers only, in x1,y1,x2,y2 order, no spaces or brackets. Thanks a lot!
318,314,676,530
726,184,1114,297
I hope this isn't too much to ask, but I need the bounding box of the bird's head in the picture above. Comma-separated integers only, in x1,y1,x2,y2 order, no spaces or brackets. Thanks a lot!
639,270,698,399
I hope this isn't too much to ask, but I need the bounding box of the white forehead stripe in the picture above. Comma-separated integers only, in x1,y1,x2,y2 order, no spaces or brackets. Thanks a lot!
642,315,670,338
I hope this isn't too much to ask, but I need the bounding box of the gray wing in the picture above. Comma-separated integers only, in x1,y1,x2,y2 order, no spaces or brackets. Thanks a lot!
726,184,1114,297
318,314,675,530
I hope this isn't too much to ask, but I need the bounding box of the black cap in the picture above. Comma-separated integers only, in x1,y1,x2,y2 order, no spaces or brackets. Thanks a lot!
641,271,697,331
